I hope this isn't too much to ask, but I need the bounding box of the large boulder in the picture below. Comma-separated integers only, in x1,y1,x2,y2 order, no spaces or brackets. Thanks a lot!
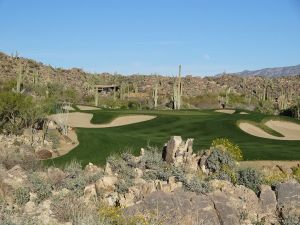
276,182,300,217
126,190,220,225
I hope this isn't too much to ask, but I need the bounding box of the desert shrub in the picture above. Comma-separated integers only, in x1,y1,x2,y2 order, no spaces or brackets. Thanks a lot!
237,168,262,194
51,192,101,225
216,164,237,184
47,130,60,149
211,138,243,161
183,177,211,194
262,170,289,186
115,178,133,195
257,100,276,115
84,170,103,184
281,215,300,225
0,92,47,135
140,146,164,170
14,187,30,205
29,173,52,203
99,205,156,225
62,160,87,195
0,145,40,171
170,166,186,183
107,155,137,180
292,167,300,182
206,148,236,173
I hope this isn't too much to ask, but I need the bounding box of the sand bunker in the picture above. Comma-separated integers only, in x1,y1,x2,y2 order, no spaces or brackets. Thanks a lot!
77,105,101,111
240,112,249,115
62,105,75,111
50,112,156,128
239,120,300,140
51,130,79,158
215,109,236,114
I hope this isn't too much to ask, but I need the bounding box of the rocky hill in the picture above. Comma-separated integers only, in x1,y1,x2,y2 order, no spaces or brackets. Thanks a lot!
231,64,300,77
0,135,300,225
0,51,299,111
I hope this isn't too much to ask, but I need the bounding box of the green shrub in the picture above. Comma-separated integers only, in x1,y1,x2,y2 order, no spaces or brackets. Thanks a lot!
281,215,300,225
292,167,300,182
237,168,262,194
140,147,163,170
0,92,48,135
115,178,133,194
211,138,243,161
29,173,52,203
183,177,211,194
14,187,30,205
206,149,236,173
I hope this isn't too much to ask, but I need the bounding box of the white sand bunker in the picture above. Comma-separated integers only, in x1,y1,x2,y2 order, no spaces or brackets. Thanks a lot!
239,120,300,140
77,105,101,111
50,112,156,128
215,109,236,114
62,105,75,111
240,112,249,115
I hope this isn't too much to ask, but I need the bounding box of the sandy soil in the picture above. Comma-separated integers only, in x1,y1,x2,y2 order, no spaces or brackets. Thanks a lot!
240,112,249,115
51,130,79,158
215,109,236,114
240,160,300,169
239,120,300,140
62,105,75,111
77,105,101,111
50,112,156,128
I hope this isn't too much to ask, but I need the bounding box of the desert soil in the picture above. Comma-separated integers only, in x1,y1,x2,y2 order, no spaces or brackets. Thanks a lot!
239,120,300,140
215,109,236,114
51,130,79,158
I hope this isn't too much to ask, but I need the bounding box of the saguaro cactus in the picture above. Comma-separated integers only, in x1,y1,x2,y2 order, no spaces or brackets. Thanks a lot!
12,65,25,94
152,76,159,109
94,87,99,107
173,65,183,110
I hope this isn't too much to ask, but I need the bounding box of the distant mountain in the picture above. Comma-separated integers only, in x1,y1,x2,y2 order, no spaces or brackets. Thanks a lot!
231,65,300,77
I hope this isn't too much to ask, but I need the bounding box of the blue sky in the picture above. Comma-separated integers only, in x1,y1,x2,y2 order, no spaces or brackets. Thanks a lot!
0,0,300,76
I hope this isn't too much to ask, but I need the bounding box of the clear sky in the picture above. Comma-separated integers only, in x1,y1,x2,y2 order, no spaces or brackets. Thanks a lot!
0,0,300,76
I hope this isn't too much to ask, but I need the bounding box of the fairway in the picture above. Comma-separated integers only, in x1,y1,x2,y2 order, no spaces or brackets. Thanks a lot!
49,109,300,166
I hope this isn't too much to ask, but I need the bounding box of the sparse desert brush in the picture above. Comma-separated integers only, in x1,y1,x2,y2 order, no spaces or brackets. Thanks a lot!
0,145,40,171
29,173,52,203
99,204,158,225
13,187,30,206
206,148,236,173
262,169,289,186
211,138,243,161
292,167,300,182
237,168,262,194
183,176,211,194
107,154,137,180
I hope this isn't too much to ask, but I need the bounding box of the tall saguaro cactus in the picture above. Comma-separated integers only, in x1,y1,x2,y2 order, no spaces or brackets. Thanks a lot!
152,76,159,109
12,65,25,94
173,65,183,110
94,87,99,107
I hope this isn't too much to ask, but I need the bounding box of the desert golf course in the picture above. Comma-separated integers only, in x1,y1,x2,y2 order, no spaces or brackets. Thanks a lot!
48,109,300,166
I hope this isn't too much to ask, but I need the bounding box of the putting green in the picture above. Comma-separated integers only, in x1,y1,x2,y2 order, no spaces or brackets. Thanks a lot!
48,109,300,166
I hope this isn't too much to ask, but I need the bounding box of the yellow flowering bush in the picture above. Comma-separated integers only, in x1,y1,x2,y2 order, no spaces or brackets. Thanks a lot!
211,138,243,161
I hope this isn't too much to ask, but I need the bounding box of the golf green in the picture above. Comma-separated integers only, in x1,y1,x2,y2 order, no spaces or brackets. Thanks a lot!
48,109,300,167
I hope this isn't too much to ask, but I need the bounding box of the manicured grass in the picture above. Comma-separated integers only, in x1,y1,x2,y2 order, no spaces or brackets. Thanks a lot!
48,109,300,167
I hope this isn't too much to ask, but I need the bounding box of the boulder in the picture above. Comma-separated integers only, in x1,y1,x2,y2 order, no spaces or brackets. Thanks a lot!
276,182,300,217
95,175,118,193
164,136,182,163
84,184,97,202
35,149,52,160
126,190,220,225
